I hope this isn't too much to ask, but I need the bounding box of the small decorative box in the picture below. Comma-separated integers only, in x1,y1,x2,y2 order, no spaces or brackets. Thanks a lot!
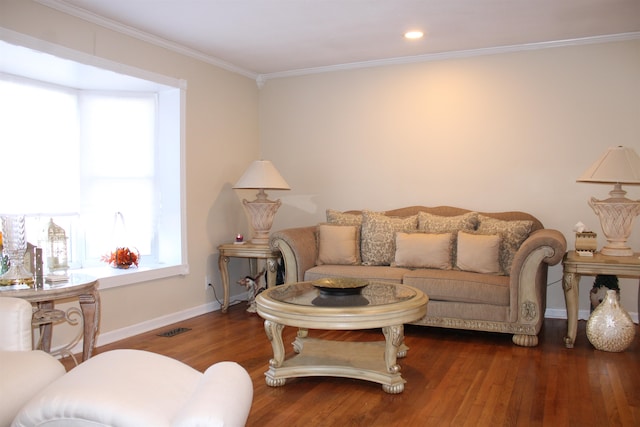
575,232,597,253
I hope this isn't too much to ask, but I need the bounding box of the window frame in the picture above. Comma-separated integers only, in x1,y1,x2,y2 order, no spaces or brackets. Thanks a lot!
0,28,189,290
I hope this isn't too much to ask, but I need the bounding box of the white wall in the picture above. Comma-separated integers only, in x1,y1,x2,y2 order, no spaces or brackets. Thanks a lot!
0,0,261,347
259,39,640,320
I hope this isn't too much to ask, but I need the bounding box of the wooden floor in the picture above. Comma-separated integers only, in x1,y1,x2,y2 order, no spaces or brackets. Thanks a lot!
63,303,640,427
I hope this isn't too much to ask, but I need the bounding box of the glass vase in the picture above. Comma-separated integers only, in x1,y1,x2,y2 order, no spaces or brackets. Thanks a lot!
586,289,635,352
0,215,34,286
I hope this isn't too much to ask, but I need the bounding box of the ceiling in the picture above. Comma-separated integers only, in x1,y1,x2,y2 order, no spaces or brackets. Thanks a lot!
39,0,640,79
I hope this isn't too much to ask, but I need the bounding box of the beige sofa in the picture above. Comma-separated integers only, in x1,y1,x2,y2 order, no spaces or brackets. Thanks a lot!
270,206,567,347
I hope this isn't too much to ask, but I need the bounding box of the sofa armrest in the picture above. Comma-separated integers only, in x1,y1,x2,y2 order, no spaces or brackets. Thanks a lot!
0,350,66,427
270,226,318,283
172,361,253,427
0,297,34,351
513,229,567,269
509,229,567,330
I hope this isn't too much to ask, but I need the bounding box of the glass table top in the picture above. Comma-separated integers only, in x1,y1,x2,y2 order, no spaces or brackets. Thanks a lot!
266,280,418,308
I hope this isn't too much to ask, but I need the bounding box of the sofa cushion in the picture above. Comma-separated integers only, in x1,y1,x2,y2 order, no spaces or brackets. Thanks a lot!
360,211,418,266
402,268,510,306
456,231,501,274
304,265,410,283
326,209,363,226
393,232,453,270
477,215,533,274
316,224,361,265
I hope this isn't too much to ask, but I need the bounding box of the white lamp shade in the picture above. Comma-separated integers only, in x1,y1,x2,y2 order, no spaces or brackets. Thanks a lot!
577,146,640,184
233,160,290,190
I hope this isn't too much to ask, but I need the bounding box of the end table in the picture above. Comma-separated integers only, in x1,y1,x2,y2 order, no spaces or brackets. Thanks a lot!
0,274,99,361
562,251,640,348
217,243,280,313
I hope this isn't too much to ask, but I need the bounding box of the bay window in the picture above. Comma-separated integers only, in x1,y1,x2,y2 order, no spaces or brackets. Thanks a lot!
0,38,186,289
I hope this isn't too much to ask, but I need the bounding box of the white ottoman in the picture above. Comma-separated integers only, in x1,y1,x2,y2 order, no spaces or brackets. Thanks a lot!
12,349,253,427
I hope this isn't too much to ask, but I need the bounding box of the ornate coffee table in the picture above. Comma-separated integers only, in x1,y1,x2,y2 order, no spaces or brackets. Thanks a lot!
255,280,428,393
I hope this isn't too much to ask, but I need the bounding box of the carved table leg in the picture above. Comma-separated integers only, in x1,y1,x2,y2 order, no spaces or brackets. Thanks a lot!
79,288,100,361
264,320,286,386
266,256,278,288
562,271,580,348
218,254,230,313
37,301,54,353
382,324,404,394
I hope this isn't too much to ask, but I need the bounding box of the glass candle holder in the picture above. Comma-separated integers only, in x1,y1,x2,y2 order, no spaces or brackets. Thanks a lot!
0,215,34,286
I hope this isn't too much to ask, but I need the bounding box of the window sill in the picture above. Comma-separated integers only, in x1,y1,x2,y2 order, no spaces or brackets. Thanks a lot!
71,263,189,290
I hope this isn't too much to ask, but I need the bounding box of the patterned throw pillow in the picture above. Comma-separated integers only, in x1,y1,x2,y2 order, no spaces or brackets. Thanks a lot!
417,211,479,233
326,209,363,226
316,224,361,265
393,232,453,270
360,211,418,266
476,215,533,275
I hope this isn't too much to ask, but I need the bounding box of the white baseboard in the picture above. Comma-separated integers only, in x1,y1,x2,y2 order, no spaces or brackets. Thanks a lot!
54,301,222,357
545,308,638,323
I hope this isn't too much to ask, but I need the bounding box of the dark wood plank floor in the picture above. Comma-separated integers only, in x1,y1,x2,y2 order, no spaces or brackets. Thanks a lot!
62,304,640,426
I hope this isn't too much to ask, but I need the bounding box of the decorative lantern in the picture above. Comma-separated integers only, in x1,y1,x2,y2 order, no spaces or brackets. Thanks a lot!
46,218,69,275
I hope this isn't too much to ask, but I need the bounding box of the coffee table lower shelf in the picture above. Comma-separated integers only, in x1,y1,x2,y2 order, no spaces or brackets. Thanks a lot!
265,336,409,394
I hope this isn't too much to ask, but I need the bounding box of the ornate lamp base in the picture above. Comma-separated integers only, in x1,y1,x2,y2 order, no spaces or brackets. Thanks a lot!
588,184,640,257
242,193,282,245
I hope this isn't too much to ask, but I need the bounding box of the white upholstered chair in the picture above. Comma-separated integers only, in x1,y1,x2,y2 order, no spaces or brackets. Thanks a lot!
0,297,253,427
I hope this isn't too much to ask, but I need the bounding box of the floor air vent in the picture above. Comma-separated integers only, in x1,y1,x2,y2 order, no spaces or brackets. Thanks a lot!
157,327,191,337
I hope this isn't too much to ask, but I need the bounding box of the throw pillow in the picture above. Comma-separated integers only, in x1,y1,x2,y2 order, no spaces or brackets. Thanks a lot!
360,211,418,266
418,211,479,265
476,215,533,274
393,232,453,270
417,211,479,233
326,209,363,226
456,231,501,274
316,224,361,265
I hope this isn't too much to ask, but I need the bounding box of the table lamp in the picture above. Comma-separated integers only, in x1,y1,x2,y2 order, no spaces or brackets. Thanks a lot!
577,146,640,256
233,160,290,244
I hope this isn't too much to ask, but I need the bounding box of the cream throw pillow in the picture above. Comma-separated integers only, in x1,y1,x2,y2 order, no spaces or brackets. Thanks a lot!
393,232,453,270
456,231,501,274
316,224,361,265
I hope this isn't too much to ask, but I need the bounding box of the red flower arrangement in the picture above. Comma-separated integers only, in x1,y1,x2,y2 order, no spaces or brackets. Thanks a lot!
101,247,139,269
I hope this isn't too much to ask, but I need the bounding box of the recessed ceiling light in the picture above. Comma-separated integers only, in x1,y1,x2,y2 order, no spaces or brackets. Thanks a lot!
404,31,424,40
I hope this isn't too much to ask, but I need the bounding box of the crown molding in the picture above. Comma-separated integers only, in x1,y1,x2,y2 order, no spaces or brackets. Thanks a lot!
0,27,187,90
31,1,640,88
257,32,640,84
35,0,258,80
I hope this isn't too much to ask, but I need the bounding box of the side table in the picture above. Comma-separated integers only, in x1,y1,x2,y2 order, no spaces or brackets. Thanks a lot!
218,243,280,313
0,274,99,361
562,251,640,348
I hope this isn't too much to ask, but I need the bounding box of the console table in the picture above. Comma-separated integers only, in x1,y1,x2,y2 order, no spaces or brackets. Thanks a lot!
218,243,280,313
562,251,640,348
0,274,99,361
